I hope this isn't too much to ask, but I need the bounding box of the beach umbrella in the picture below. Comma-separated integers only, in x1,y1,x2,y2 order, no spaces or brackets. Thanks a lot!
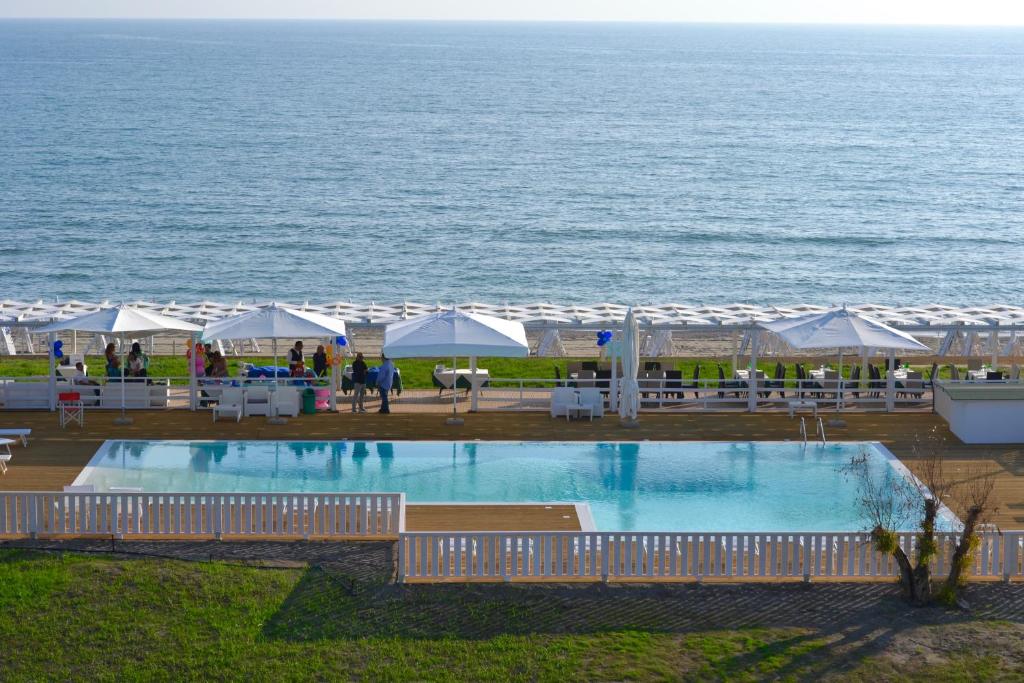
37,304,202,419
759,306,928,411
618,308,641,423
201,303,348,410
382,309,528,415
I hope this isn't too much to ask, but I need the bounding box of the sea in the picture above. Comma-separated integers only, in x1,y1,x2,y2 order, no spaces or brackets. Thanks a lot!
2,20,1023,305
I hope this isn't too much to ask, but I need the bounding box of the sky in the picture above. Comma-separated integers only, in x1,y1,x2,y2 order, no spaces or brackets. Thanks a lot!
3,0,1024,25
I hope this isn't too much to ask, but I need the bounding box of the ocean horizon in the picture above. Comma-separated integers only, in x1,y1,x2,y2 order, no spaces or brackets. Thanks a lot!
2,20,1022,305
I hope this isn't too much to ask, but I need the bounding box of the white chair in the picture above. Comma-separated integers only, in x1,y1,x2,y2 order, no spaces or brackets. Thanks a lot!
577,388,604,420
244,386,271,416
550,388,579,421
0,438,13,474
272,388,300,417
0,429,31,447
212,388,244,422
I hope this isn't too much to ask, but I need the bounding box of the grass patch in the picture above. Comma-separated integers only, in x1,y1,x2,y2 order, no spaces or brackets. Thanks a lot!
0,356,951,390
0,550,1018,682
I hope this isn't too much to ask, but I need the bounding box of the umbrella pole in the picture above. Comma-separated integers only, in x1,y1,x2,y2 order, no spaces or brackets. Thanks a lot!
837,350,842,412
114,333,132,425
47,332,56,412
452,356,457,415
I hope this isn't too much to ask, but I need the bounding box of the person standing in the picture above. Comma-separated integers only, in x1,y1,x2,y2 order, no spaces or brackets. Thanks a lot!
312,344,328,377
376,354,395,414
350,352,368,413
288,341,304,377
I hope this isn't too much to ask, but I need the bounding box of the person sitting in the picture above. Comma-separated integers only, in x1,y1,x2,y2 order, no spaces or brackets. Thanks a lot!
313,344,328,377
72,361,99,386
208,352,229,378
104,342,118,374
106,355,123,379
127,342,149,378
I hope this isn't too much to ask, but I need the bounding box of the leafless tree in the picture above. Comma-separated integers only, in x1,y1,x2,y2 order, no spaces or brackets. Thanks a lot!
843,427,998,606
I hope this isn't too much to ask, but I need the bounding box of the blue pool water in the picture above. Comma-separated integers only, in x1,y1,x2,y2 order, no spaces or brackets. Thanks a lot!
75,440,952,532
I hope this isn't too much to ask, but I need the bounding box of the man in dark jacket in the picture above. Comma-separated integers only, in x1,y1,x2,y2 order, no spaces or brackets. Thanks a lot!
350,352,368,413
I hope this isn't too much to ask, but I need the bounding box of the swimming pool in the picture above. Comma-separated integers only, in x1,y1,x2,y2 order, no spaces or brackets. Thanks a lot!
74,440,956,532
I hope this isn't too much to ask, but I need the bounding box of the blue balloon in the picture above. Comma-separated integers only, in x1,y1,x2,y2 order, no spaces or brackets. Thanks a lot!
52,340,64,359
336,335,348,347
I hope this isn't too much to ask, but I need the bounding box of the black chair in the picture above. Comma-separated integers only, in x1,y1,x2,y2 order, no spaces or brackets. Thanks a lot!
717,365,743,399
844,365,861,399
868,364,883,398
677,365,701,399
596,369,611,392
581,361,599,372
644,361,662,372
987,371,1005,381
765,362,785,398
663,370,683,400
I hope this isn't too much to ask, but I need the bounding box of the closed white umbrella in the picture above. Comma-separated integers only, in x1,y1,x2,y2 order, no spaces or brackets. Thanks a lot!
759,306,928,411
618,308,641,424
202,303,348,411
383,309,528,416
37,304,202,421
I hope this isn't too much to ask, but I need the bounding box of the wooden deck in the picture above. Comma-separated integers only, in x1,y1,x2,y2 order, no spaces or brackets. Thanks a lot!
1,409,1022,529
405,505,582,532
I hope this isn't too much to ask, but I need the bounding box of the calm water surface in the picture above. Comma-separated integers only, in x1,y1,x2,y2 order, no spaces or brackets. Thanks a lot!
2,21,1023,304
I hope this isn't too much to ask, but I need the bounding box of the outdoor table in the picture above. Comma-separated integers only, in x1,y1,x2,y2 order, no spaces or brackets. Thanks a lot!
433,368,490,391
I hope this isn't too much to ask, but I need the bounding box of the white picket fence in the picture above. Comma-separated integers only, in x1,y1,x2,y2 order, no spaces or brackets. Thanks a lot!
0,492,405,539
398,531,1024,582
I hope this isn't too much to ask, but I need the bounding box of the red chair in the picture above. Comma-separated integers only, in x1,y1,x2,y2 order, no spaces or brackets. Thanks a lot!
58,392,84,428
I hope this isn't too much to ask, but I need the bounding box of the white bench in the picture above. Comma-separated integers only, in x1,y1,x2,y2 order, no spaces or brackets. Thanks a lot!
0,438,14,474
0,382,50,410
788,400,817,418
0,428,30,446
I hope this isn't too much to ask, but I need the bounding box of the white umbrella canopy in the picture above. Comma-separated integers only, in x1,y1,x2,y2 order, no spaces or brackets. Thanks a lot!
36,304,201,335
383,309,528,415
618,308,641,422
760,306,927,412
382,309,528,358
758,307,927,351
36,304,202,417
201,303,347,341
201,303,348,411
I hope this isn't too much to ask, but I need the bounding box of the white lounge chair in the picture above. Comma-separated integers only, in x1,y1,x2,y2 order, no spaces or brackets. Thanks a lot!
212,388,244,423
0,438,13,474
550,387,578,421
0,428,30,447
577,388,604,419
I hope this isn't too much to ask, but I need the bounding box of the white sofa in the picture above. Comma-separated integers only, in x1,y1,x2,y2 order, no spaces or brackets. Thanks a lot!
99,382,169,409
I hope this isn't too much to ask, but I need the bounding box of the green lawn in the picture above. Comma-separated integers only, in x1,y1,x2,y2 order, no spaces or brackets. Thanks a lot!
0,356,954,390
0,550,1015,682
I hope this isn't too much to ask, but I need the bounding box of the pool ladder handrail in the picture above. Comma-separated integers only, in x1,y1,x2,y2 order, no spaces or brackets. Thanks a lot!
799,417,807,446
816,417,827,445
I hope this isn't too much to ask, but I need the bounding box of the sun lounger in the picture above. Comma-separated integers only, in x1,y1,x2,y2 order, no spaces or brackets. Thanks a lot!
0,438,14,474
0,428,30,446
